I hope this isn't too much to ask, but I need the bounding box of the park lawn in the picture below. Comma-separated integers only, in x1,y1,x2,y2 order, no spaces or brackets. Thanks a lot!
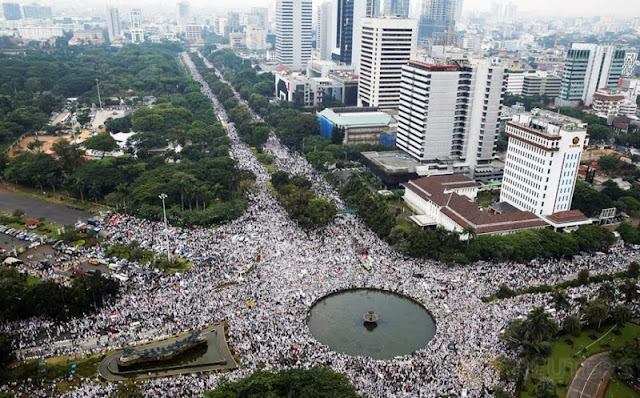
5,353,103,391
519,322,640,398
605,377,640,398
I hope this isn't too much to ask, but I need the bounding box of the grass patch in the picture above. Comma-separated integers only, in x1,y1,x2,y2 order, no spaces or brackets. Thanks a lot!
520,322,640,398
605,377,640,398
475,190,500,210
4,353,102,388
150,257,193,274
216,281,237,289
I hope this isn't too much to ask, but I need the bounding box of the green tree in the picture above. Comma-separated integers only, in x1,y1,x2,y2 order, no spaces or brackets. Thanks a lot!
0,333,14,370
628,261,640,278
331,125,345,144
522,306,559,342
610,343,640,382
551,290,571,312
597,281,616,305
535,378,557,398
82,133,118,158
610,304,632,327
51,139,85,176
562,315,582,337
584,300,608,330
307,198,337,228
587,124,613,142
306,150,335,169
205,367,360,398
577,269,590,285
597,154,622,174
619,279,638,304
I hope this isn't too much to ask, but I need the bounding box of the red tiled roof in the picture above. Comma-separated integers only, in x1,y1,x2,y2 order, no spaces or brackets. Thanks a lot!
543,210,589,225
404,176,547,234
593,93,625,101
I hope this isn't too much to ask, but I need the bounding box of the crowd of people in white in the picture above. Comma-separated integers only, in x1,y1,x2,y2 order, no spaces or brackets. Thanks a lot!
1,51,637,398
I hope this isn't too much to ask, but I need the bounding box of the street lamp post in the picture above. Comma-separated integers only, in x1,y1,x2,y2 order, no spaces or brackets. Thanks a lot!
159,193,171,262
95,78,103,110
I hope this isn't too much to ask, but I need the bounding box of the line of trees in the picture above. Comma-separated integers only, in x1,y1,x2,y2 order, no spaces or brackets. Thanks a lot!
0,267,119,322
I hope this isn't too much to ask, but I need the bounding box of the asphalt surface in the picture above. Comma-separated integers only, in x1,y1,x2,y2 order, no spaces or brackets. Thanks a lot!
566,352,614,398
0,185,93,225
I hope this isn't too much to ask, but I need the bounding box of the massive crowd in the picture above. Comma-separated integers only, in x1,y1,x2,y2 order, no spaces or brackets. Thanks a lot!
1,51,637,398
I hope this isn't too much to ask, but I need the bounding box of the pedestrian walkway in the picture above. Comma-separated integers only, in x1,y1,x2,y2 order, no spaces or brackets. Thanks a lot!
566,352,614,398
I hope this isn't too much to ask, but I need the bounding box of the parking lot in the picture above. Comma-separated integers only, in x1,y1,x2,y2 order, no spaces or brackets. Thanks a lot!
0,185,93,225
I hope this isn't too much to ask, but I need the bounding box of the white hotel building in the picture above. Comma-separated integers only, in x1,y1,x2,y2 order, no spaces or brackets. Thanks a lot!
357,16,417,109
275,0,312,70
500,109,588,216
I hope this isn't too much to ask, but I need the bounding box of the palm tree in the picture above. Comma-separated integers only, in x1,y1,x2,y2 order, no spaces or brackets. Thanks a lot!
598,282,617,307
551,290,571,312
522,306,559,342
619,279,638,303
462,225,476,247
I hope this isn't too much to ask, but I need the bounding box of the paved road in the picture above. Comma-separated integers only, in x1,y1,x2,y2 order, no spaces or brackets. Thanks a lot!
0,184,93,225
566,352,614,398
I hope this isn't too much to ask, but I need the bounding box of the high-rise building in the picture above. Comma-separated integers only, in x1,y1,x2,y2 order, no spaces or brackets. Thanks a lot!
558,43,625,106
336,0,377,67
177,1,191,28
22,5,52,19
317,2,334,61
130,9,144,43
249,7,268,30
454,0,463,21
106,7,122,43
275,0,312,70
418,0,456,48
500,109,588,215
227,11,240,30
357,17,417,109
396,58,505,172
2,3,21,20
382,0,410,18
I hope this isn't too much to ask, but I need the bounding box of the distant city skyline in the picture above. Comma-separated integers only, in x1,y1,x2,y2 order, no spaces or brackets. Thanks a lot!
13,0,640,18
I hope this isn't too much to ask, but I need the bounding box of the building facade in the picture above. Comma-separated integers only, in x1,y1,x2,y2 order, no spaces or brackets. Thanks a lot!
500,109,588,216
382,0,410,18
317,1,334,61
357,17,417,109
106,7,121,43
396,58,506,173
130,9,144,43
22,5,51,19
418,0,456,48
522,71,561,98
275,0,312,70
622,52,638,77
177,1,191,29
558,44,625,106
185,24,203,43
2,3,21,20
